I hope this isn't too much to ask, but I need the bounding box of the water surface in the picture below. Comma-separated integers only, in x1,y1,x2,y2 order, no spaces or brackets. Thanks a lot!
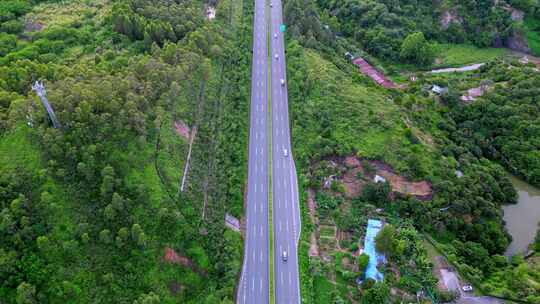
503,175,540,256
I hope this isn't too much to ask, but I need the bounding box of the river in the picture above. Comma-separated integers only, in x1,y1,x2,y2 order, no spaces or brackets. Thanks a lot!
503,175,540,256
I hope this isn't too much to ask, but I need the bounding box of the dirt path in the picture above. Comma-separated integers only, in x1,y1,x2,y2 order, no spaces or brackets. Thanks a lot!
307,189,320,257
179,79,206,193
509,50,540,68
180,125,198,192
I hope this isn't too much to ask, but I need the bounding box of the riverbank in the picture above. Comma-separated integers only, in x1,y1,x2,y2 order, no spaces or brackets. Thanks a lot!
504,175,540,256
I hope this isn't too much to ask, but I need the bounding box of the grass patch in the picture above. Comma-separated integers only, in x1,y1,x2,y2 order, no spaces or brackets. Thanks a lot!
0,125,41,172
295,49,437,174
313,275,334,304
433,43,508,68
25,0,110,30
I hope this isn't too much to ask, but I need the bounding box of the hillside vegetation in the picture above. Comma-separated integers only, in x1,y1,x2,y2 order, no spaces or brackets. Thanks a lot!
284,0,540,302
0,0,249,302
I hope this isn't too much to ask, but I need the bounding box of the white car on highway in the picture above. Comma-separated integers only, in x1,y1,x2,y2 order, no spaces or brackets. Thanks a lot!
282,250,288,262
275,54,279,60
274,33,278,39
280,79,285,86
283,148,288,157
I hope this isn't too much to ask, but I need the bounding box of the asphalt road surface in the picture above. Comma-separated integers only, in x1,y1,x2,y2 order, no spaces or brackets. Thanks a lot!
269,0,302,303
237,0,270,302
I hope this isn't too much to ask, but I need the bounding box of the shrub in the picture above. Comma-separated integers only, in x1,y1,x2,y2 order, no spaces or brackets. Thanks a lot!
357,253,369,273
436,290,458,302
400,32,436,66
0,19,23,34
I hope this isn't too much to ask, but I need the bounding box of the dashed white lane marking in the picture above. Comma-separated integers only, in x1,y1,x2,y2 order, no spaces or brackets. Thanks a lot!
288,271,292,285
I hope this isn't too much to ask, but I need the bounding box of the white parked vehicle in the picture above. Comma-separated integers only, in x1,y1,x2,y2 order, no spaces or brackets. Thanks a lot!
280,79,285,86
270,2,272,7
462,285,473,292
282,250,288,262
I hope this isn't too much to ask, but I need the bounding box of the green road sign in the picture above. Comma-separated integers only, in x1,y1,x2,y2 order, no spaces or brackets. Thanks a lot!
280,24,286,32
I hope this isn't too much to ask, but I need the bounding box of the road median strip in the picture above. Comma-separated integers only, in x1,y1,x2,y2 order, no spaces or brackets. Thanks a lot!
266,2,275,304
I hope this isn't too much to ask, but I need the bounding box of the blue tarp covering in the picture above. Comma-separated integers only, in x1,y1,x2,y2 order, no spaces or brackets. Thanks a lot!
363,219,386,281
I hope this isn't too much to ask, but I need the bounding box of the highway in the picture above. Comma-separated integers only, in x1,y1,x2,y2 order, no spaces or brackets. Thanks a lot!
238,0,301,302
237,0,270,302
269,0,302,303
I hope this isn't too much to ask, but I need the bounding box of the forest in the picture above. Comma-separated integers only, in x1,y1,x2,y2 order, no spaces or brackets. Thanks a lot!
1,0,249,302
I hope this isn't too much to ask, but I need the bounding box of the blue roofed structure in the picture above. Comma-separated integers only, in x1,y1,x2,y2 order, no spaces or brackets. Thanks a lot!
363,219,386,281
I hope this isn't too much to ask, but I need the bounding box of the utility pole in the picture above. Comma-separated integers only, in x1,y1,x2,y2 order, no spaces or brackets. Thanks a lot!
31,81,61,129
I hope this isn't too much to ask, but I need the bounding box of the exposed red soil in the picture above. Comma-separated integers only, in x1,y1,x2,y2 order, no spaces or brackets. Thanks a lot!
377,169,432,198
342,165,364,198
460,86,490,102
352,57,397,89
174,120,191,140
432,255,451,291
344,156,361,168
323,156,433,200
163,247,208,277
163,247,193,267
309,233,319,257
